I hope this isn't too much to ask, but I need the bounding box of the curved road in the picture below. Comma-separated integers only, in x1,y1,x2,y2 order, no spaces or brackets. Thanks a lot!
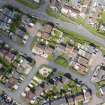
0,0,105,48
0,0,104,105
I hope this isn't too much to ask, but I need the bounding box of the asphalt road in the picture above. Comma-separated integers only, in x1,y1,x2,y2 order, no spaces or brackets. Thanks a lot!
0,32,103,105
0,0,105,48
0,0,104,105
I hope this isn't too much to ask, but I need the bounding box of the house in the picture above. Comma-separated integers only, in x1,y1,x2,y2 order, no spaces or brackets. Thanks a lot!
92,65,105,82
76,56,89,67
17,57,32,75
72,43,95,74
23,91,35,100
61,5,80,18
0,49,16,64
5,77,18,89
42,23,53,34
65,44,74,56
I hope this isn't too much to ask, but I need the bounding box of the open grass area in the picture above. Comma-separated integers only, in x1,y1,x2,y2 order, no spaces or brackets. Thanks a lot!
16,0,39,9
55,56,68,68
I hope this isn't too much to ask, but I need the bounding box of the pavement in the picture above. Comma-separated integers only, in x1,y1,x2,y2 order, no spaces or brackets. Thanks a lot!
0,0,105,48
0,0,104,105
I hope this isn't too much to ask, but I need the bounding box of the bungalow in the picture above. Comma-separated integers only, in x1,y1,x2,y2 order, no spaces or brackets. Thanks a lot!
17,57,32,75
77,56,89,67
32,43,46,55
0,49,16,64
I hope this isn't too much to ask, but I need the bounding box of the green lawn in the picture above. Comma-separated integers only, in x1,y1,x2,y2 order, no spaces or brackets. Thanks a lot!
16,0,39,9
48,54,54,61
55,56,69,68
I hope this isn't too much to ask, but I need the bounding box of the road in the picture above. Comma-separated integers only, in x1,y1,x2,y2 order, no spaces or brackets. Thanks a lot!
0,0,105,48
0,0,104,105
0,31,103,105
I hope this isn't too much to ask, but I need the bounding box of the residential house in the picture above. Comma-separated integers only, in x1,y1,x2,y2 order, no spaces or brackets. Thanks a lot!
72,44,94,74
5,77,18,90
16,57,32,75
0,49,16,64
91,65,105,82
